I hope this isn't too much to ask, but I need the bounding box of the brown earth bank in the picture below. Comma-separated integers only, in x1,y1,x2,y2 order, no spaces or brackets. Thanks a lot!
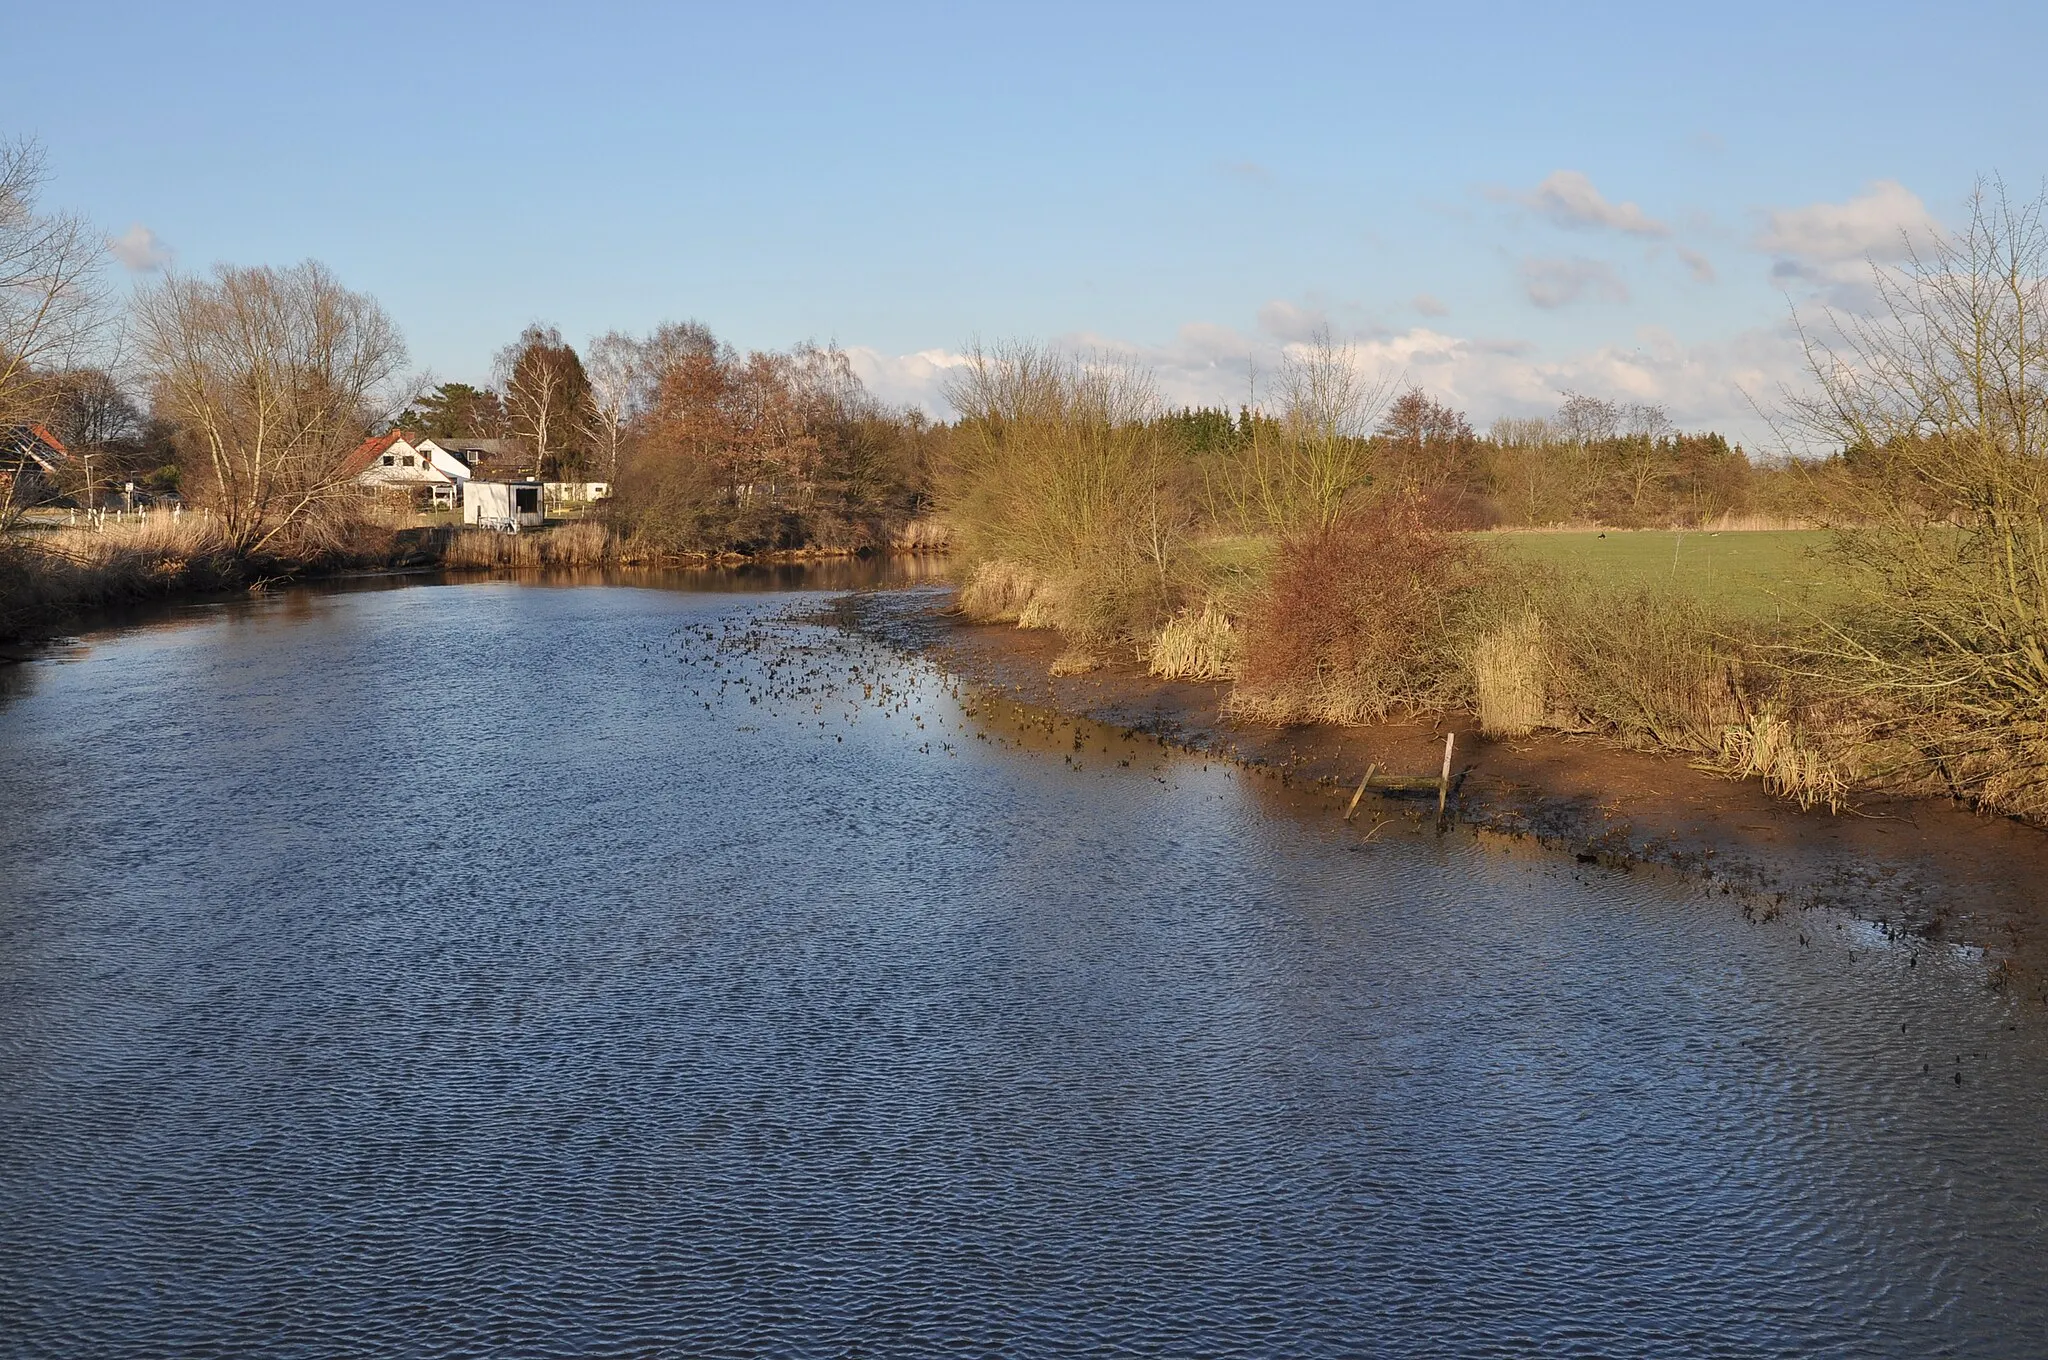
838,585,2048,1007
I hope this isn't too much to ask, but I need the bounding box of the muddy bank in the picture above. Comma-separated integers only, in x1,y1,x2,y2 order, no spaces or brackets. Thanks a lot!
843,586,2048,1002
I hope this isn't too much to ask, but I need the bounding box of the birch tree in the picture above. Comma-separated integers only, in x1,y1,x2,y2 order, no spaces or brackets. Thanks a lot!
496,324,590,480
581,330,638,483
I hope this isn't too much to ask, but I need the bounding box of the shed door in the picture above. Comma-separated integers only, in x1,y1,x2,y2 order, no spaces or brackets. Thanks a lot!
515,487,540,515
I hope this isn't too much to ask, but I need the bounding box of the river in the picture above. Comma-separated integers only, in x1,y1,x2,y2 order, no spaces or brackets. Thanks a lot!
1,576,2044,1357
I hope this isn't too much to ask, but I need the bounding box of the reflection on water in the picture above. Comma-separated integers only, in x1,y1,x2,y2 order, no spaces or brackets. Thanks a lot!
1,581,2044,1358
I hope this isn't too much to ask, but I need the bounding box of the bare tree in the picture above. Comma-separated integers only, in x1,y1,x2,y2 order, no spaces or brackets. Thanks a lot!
1227,330,1392,532
581,330,639,484
1,139,109,524
1615,402,1673,520
134,261,406,553
1783,179,2048,817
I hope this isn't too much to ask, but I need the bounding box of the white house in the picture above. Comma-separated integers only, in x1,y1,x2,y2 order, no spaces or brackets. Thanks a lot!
342,431,473,509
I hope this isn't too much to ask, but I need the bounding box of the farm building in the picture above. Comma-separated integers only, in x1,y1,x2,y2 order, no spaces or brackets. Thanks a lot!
463,480,545,530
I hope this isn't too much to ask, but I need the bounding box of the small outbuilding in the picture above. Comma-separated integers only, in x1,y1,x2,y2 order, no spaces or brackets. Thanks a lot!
463,479,545,530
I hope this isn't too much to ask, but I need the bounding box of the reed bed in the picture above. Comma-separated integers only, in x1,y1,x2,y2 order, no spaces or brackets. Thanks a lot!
1,512,241,640
439,520,616,569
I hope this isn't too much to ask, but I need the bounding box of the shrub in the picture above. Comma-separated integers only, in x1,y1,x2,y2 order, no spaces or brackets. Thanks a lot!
1539,585,1740,753
1229,498,1481,725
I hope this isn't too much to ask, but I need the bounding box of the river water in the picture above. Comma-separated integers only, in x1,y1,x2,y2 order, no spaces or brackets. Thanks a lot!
1,577,2044,1357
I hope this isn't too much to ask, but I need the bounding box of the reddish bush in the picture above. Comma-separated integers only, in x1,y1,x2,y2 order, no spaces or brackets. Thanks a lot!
1232,497,1479,723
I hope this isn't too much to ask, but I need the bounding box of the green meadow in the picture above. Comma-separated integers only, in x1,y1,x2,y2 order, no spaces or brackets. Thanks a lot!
1488,529,1840,620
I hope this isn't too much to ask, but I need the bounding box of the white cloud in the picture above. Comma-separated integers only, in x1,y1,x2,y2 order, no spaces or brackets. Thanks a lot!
1755,179,1936,265
109,223,173,272
842,346,977,410
1504,170,1669,238
1256,299,1330,343
1519,256,1630,309
1413,292,1449,317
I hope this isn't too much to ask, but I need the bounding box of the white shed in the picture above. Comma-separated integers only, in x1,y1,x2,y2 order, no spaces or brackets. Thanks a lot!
463,480,545,530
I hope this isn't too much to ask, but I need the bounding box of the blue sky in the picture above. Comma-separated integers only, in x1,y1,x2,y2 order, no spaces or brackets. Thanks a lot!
15,1,2047,442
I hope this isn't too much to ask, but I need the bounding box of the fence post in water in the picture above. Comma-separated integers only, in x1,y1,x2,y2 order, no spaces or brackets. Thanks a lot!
1436,732,1456,823
1344,764,1378,821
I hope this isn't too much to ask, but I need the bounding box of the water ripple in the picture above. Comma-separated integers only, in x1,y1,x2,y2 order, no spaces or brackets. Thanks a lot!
0,581,2044,1357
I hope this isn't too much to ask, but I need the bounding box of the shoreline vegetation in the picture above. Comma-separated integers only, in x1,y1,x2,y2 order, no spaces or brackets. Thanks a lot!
4,126,2047,832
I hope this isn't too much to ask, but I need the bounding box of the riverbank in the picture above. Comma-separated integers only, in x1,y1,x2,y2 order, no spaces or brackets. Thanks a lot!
0,516,947,649
844,586,2048,1003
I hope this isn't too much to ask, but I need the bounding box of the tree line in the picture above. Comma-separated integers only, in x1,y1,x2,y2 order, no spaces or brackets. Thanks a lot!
0,128,1887,561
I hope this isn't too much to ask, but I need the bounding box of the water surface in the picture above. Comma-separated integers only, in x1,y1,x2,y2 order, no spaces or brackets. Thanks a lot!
2,579,2044,1357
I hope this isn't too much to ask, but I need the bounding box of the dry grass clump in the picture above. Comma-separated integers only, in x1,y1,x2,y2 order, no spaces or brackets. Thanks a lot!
1472,613,1545,737
1048,648,1102,676
958,558,1067,626
1717,707,1851,812
1147,602,1240,681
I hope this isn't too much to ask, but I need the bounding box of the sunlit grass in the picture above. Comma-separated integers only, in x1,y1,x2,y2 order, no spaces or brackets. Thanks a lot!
1487,529,1841,621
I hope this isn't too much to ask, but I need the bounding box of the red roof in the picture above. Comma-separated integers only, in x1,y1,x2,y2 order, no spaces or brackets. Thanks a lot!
3,422,70,471
23,423,68,457
338,430,408,479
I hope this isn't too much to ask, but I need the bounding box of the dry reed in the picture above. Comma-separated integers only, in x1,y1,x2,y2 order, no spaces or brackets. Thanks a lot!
1147,603,1240,681
440,521,615,570
958,559,1064,626
1717,707,1850,812
1472,613,1545,737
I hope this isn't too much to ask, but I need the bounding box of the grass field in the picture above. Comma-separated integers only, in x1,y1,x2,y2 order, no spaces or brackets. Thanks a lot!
1488,529,1840,620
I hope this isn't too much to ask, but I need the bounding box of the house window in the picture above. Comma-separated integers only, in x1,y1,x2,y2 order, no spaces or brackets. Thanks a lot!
381,454,395,466
401,455,416,467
